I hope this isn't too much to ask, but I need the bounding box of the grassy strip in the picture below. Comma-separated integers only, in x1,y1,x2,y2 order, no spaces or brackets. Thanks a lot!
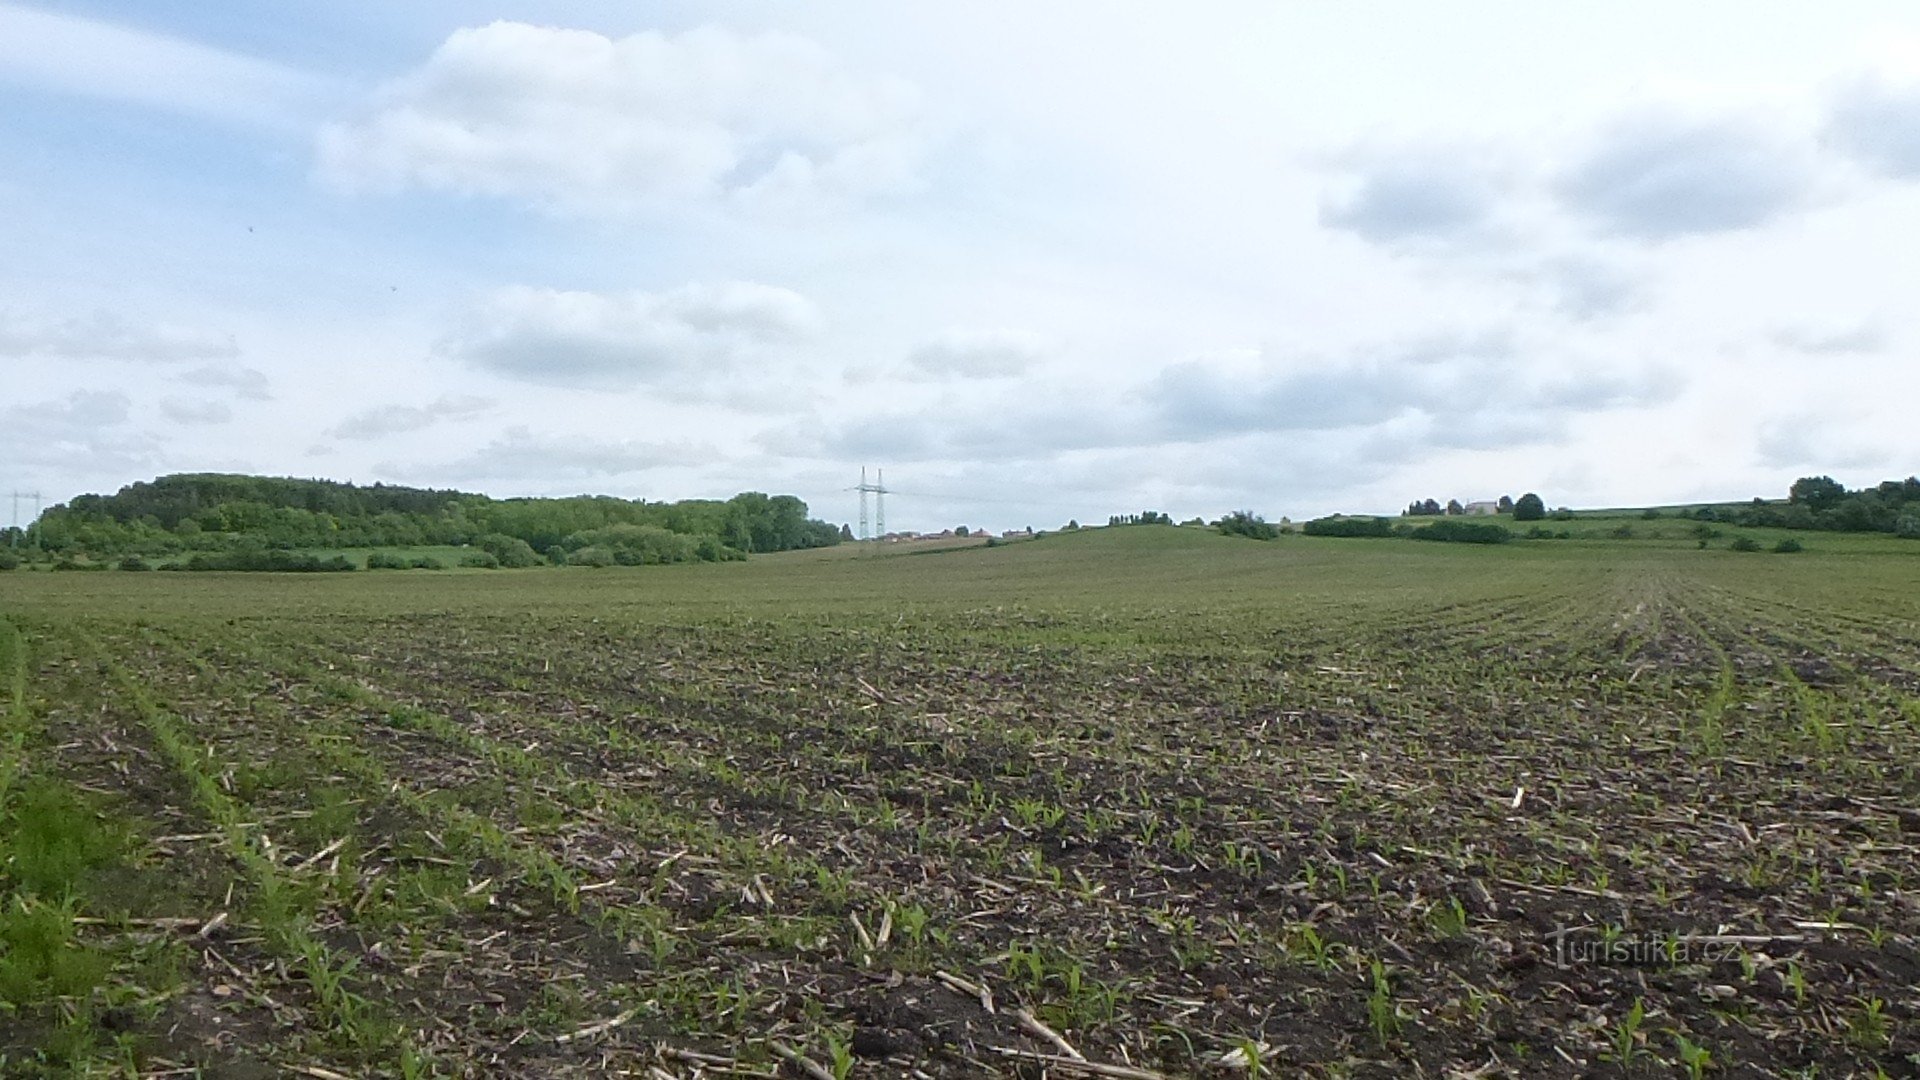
85,631,433,1077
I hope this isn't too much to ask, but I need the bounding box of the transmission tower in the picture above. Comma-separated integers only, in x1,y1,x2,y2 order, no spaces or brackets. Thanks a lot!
9,491,41,547
855,467,888,540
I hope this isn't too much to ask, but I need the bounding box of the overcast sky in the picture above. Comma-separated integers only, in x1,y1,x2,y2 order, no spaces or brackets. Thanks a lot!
5,2,1919,531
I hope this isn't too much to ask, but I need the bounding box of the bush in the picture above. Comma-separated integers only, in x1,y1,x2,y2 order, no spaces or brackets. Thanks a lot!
1513,493,1547,521
117,556,152,572
1215,510,1280,541
475,533,543,569
1410,520,1511,544
1897,515,1920,539
1609,525,1635,539
1525,526,1555,539
1641,508,1662,519
0,552,18,571
1551,507,1576,521
366,552,410,570
184,551,354,572
1302,516,1394,538
1730,536,1763,552
559,524,707,565
459,551,501,569
1773,538,1804,553
565,546,615,568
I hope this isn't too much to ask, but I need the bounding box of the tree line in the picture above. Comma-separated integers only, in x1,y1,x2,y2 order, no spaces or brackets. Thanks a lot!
20,473,843,562
1701,476,1920,537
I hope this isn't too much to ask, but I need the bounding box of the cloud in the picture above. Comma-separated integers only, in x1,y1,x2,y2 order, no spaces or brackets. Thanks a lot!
159,397,232,425
379,425,692,484
1553,114,1815,239
318,22,923,214
326,395,492,439
0,3,325,129
905,329,1045,379
178,365,273,400
441,282,819,388
1318,151,1508,246
0,310,238,363
1531,257,1646,322
1756,414,1883,470
1824,76,1920,178
1153,332,1517,438
778,329,1676,466
0,390,157,473
1769,321,1886,355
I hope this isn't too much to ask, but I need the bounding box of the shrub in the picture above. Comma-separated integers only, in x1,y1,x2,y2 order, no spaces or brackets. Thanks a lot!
1897,515,1920,539
184,551,354,572
1642,508,1662,519
1730,536,1763,552
1773,538,1804,553
459,551,501,569
0,552,18,571
1513,493,1547,521
475,533,543,569
566,546,615,568
559,524,706,565
1302,516,1394,538
117,556,152,572
1610,525,1635,540
366,552,410,570
1215,510,1280,541
1411,520,1511,544
1526,526,1554,539
412,557,444,570
1551,508,1576,521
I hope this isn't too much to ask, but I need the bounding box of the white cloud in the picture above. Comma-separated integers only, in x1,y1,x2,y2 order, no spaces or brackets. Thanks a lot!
379,425,694,484
1318,150,1510,247
905,328,1046,379
318,22,923,214
1824,74,1920,178
159,397,232,425
441,282,820,388
179,365,273,400
1769,320,1886,355
1757,413,1884,469
0,390,158,474
1553,113,1818,239
0,3,326,129
0,310,238,363
327,395,492,439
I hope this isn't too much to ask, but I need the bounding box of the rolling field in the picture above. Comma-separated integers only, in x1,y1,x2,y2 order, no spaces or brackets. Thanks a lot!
2,527,1918,1077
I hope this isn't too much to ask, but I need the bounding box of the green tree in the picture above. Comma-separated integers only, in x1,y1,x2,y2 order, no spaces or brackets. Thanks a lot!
1513,493,1546,521
1789,476,1846,512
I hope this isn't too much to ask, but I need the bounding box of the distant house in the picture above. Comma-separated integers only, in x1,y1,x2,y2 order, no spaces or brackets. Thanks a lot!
1000,528,1033,539
1462,501,1501,516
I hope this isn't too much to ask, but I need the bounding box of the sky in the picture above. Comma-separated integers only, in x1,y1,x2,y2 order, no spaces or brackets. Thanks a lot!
4,2,1919,533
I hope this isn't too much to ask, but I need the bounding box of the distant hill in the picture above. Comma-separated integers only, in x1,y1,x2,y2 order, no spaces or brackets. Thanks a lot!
20,473,843,563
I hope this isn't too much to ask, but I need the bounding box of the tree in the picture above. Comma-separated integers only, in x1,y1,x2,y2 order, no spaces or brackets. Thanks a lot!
1215,510,1279,540
954,525,969,537
1445,499,1464,516
1497,495,1514,514
1789,476,1846,512
1513,493,1546,521
839,523,855,542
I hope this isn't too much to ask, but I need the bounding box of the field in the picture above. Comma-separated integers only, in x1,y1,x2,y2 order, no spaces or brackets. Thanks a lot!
2,526,1918,1078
